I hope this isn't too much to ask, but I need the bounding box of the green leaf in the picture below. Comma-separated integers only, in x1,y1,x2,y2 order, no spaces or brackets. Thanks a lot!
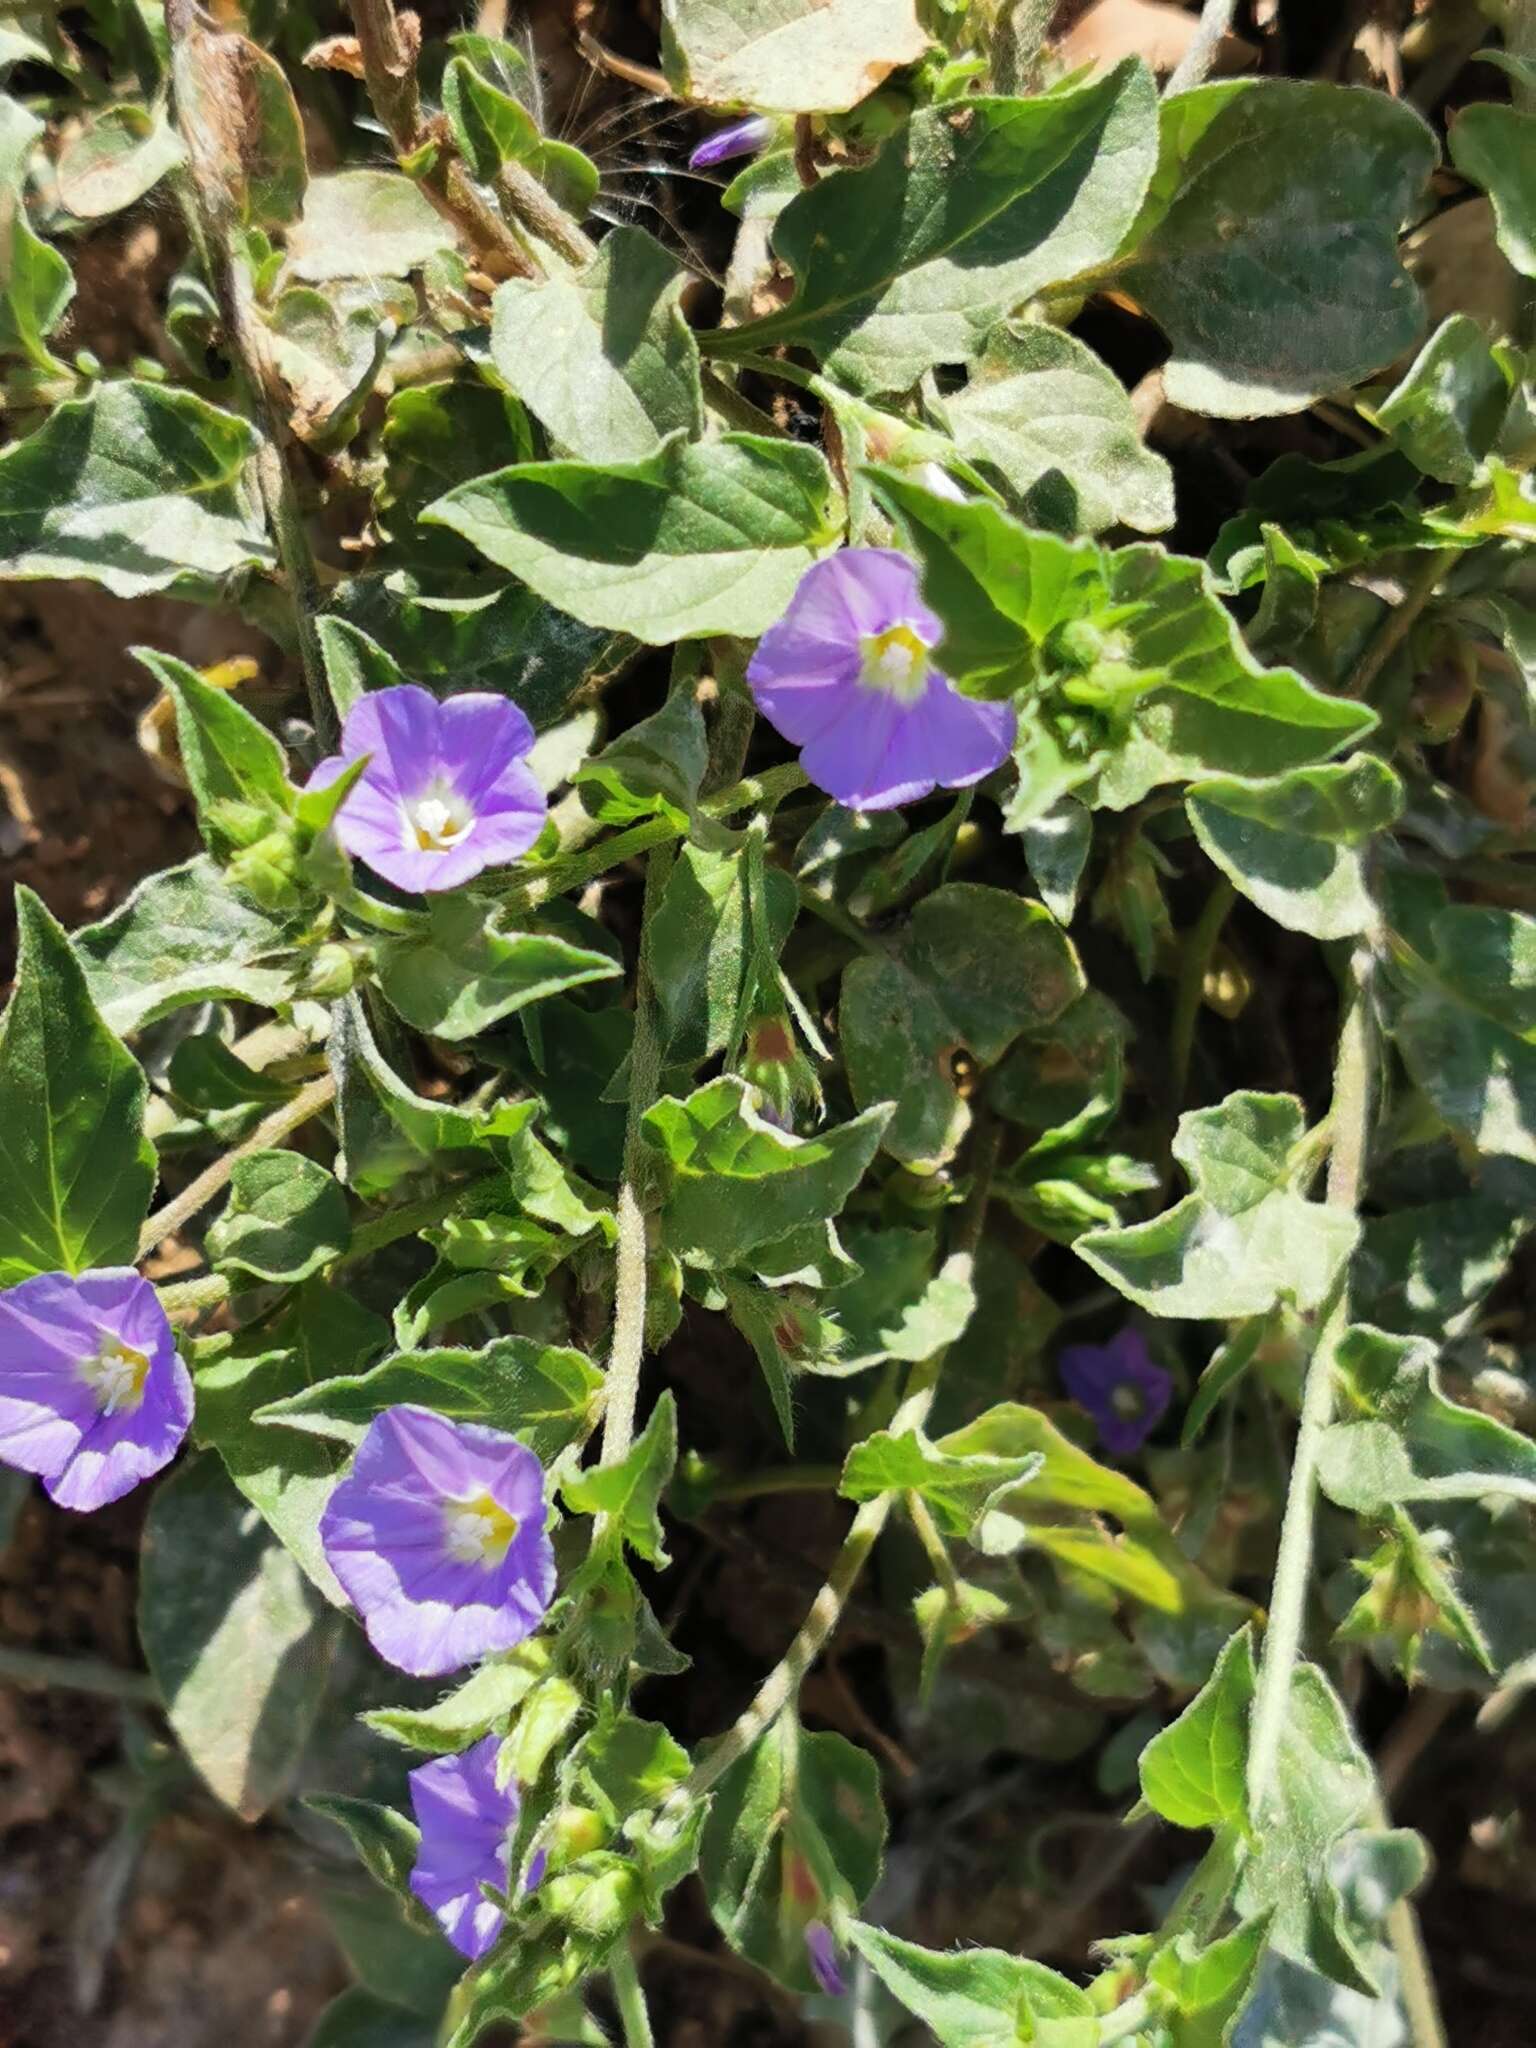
1139,1624,1255,1828
73,857,301,1034
55,102,184,220
0,379,269,597
139,1455,338,1820
846,1922,1096,2047
0,889,155,1286
441,54,597,216
1113,80,1435,416
363,1642,550,1752
1149,1917,1270,2039
827,1225,977,1371
287,171,454,282
374,379,535,589
875,477,1376,802
1186,756,1403,940
376,895,620,1040
659,0,927,114
1356,1196,1531,1339
840,1427,1042,1538
330,994,530,1197
1376,314,1512,484
699,1720,886,1991
562,1392,677,1564
708,66,1158,393
257,1335,603,1465
1449,101,1536,278
490,226,703,462
206,1151,352,1284
306,1794,421,1901
935,323,1173,536
992,988,1127,1147
1077,1090,1358,1319
1318,1324,1536,1513
577,682,709,825
138,648,292,846
425,431,840,643
317,616,405,719
305,1989,437,2048
641,1077,888,1269
841,883,1084,1167
0,97,74,369
193,1285,387,1605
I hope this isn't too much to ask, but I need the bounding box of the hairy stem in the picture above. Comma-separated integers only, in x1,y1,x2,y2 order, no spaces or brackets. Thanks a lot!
1165,0,1238,93
0,1643,158,1704
608,1940,656,2048
137,1074,337,1260
1165,875,1235,1176
157,1272,231,1320
685,1118,1002,1799
597,842,675,1472
1346,546,1458,705
1246,950,1375,1815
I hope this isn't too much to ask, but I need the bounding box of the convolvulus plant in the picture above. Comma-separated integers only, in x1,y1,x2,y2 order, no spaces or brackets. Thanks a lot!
1,2,1533,2043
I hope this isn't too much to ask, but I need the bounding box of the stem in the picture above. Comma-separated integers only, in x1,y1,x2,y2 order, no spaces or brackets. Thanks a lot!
501,816,681,913
343,1175,495,1265
0,1643,158,1704
1165,875,1235,1168
709,1464,842,1505
156,1273,231,1319
345,0,537,279
907,1490,963,1604
1345,547,1458,705
330,884,424,936
1246,951,1375,1817
685,1119,1002,1800
1096,1989,1160,2045
137,1074,337,1259
608,1940,656,2048
165,5,335,746
1165,0,1237,93
596,843,675,1472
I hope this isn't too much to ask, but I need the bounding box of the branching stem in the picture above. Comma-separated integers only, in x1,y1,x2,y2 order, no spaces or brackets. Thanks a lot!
137,1074,337,1260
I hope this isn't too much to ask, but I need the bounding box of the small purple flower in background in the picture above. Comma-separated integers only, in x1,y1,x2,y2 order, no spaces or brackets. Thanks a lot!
0,1271,192,1511
409,1733,519,1960
309,684,546,895
688,115,772,171
747,550,1016,811
320,1405,556,1677
1059,1329,1173,1457
805,1921,848,1998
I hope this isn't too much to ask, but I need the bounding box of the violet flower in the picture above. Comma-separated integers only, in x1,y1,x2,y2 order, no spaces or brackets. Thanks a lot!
0,1271,192,1512
805,1921,848,1998
1059,1329,1173,1457
689,115,772,171
308,684,546,894
319,1405,556,1677
408,1733,519,1961
747,550,1016,811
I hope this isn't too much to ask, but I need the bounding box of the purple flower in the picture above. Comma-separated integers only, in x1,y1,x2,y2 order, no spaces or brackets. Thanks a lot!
0,1271,192,1512
1059,1329,1173,1457
408,1733,518,1960
805,1921,847,1998
747,550,1016,811
309,684,546,894
319,1406,556,1677
688,115,772,171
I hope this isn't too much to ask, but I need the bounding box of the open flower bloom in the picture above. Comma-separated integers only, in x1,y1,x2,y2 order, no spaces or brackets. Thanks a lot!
308,684,546,894
1059,1328,1173,1457
320,1405,556,1677
747,550,1016,810
0,1270,192,1511
409,1734,519,1961
688,115,772,170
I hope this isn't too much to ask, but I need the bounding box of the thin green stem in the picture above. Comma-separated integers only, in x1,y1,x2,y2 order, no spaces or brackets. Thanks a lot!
137,1074,337,1260
343,1175,498,1266
1345,546,1458,706
709,1464,842,1505
0,1643,158,1704
501,816,681,913
1165,874,1235,1171
329,883,424,936
1246,951,1376,1817
608,1939,656,2048
684,1117,1002,1801
907,1490,962,1604
596,842,675,1474
1096,1988,1160,2044
156,1273,231,1320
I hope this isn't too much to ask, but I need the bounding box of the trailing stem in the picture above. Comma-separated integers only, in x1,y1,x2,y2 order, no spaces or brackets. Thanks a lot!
685,1116,1002,1800
1246,948,1376,1816
137,1074,337,1259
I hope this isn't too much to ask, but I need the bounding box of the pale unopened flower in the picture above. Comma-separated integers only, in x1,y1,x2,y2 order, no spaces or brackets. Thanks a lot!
689,115,772,170
747,550,1016,810
0,1270,192,1511
309,684,545,893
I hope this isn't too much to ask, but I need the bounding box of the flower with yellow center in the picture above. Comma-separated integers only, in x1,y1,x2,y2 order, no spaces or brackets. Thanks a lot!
442,1489,521,1568
404,779,475,856
857,622,931,705
79,1334,152,1416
